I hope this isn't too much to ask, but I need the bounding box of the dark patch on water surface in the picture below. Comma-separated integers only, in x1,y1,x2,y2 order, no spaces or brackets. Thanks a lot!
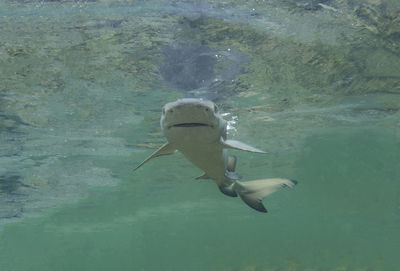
0,175,27,194
185,80,245,103
160,45,217,91
0,112,31,134
0,175,27,220
159,42,250,102
0,174,37,220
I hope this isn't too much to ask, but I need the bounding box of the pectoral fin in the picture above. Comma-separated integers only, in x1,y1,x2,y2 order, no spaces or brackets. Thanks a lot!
134,142,176,170
195,173,211,180
221,139,267,154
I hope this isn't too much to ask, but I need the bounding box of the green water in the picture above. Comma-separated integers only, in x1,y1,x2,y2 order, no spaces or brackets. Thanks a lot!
1,1,400,270
1,126,399,270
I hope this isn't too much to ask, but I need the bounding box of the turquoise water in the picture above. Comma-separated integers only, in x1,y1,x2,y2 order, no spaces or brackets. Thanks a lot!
1,1,400,270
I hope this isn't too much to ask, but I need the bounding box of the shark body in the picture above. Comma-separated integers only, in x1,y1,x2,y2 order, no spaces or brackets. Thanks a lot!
135,98,296,212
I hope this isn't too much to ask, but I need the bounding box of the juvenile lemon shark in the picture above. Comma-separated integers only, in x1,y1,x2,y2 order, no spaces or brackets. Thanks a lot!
134,98,297,212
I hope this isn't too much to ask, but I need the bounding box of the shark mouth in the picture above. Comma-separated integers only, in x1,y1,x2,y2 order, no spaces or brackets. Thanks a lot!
170,123,211,128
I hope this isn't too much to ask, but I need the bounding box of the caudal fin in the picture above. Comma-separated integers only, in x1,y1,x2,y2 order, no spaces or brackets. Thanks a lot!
233,178,297,213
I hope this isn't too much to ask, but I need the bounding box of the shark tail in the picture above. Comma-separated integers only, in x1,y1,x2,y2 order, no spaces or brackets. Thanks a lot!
233,178,297,213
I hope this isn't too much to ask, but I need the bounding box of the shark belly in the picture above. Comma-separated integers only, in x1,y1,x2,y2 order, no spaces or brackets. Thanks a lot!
175,140,227,185
164,125,227,184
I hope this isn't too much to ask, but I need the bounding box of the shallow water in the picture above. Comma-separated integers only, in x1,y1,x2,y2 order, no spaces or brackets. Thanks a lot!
1,1,400,270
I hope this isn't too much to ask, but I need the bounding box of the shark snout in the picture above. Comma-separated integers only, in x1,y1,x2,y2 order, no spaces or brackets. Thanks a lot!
162,105,217,128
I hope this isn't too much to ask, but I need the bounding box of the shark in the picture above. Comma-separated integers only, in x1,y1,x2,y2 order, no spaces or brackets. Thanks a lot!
134,98,297,212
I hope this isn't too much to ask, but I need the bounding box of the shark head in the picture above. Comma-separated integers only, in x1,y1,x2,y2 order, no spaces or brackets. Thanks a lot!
161,98,226,144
